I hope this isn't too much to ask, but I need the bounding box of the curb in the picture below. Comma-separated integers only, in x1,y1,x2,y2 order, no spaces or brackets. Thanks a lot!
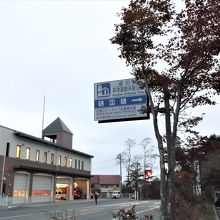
6,198,106,209
213,205,219,220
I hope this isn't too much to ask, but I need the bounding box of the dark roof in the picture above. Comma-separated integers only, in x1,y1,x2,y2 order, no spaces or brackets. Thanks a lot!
43,117,73,135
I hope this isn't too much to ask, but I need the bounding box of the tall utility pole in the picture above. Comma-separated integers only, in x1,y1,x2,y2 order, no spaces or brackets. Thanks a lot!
135,161,139,200
125,138,135,195
144,145,147,181
116,154,123,193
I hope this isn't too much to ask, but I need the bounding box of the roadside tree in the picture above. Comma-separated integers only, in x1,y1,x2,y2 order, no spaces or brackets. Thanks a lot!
198,135,220,199
111,0,220,219
176,135,220,198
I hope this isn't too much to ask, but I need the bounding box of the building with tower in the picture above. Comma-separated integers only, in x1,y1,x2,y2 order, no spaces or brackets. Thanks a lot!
0,118,93,205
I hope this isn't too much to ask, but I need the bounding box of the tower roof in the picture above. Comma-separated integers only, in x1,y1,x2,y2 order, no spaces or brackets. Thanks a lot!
43,117,73,135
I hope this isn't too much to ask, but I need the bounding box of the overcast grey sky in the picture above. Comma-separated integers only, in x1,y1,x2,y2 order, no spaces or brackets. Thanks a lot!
0,0,219,179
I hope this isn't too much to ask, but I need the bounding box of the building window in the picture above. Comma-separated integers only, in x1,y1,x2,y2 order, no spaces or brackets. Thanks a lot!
36,150,40,162
44,152,47,163
6,143,10,157
2,183,6,195
69,158,73,168
26,147,30,160
78,160,80,170
51,153,54,165
58,155,61,166
16,145,21,158
75,159,77,169
81,161,84,170
64,157,67,167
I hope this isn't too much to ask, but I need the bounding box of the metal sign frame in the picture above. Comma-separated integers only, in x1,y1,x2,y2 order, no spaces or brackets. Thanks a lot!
94,78,149,123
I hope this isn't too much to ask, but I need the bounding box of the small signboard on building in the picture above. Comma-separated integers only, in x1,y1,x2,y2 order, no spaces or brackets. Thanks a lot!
94,78,149,123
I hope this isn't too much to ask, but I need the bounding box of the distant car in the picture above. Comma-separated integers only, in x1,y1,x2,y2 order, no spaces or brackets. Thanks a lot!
111,191,121,199
131,193,135,199
56,190,67,200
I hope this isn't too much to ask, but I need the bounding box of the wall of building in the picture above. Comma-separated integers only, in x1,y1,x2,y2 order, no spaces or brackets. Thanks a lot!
91,175,121,198
55,132,73,149
0,125,92,204
0,126,91,171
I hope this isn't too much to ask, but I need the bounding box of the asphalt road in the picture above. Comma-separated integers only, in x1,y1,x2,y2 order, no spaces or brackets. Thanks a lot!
0,199,161,220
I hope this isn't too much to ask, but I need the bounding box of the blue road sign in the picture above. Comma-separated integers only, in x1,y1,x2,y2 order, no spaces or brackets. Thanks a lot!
94,78,149,122
94,95,147,108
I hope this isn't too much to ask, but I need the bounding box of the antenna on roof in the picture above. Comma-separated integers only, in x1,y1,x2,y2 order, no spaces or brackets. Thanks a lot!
41,95,46,139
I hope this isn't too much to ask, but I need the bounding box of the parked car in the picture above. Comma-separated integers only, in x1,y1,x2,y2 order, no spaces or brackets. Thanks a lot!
56,190,67,200
111,191,121,199
130,193,135,199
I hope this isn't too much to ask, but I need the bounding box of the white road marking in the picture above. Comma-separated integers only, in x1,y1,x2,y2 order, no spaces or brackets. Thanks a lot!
0,214,34,219
103,200,150,207
136,205,160,214
112,204,160,220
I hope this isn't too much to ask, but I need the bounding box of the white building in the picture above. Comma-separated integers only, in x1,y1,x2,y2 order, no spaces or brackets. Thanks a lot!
0,117,93,204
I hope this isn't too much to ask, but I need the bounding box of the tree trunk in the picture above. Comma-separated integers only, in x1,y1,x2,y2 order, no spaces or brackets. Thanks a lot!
143,77,169,219
145,87,177,220
158,138,167,220
164,89,175,220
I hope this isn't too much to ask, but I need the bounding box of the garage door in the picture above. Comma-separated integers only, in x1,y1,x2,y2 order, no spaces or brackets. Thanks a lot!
13,172,29,204
32,174,53,203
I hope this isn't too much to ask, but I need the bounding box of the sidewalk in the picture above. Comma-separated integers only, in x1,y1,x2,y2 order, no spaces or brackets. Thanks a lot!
0,198,94,210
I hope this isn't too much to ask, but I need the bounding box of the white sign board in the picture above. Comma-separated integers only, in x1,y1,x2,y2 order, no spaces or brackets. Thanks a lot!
94,78,149,122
